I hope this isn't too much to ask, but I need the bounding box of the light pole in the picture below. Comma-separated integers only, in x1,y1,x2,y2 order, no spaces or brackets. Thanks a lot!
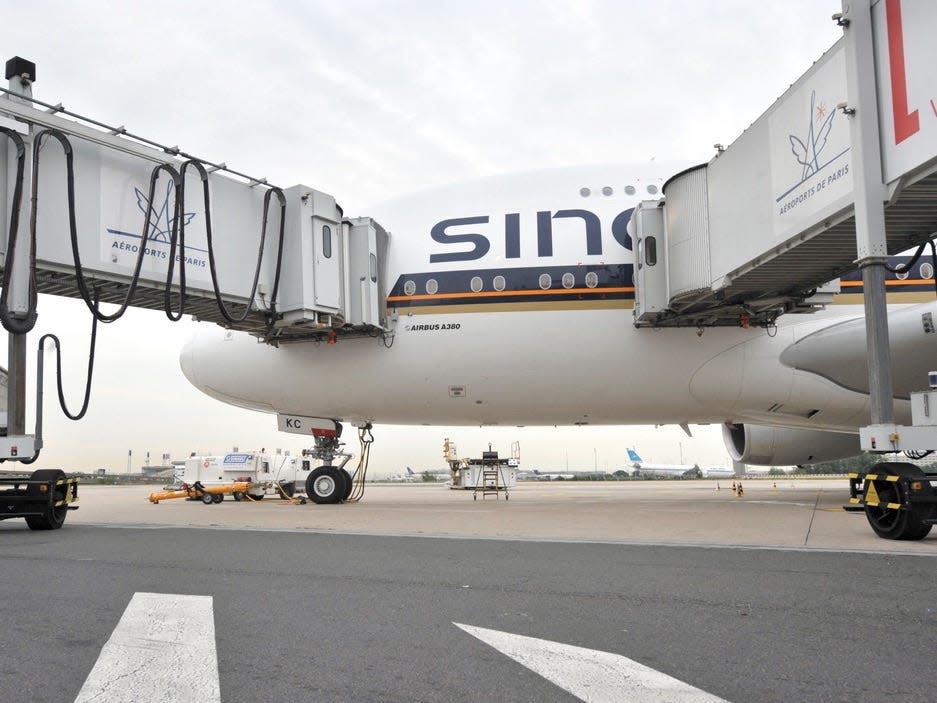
593,447,597,473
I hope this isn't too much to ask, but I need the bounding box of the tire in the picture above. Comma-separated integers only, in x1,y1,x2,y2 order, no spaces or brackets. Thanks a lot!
338,469,352,501
212,493,224,504
864,463,935,540
232,492,244,501
25,469,68,530
306,467,342,504
278,482,295,499
201,493,214,505
248,493,264,501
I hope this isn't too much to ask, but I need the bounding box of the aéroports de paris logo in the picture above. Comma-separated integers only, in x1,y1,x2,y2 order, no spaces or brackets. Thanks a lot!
776,90,849,203
106,180,196,243
788,90,836,181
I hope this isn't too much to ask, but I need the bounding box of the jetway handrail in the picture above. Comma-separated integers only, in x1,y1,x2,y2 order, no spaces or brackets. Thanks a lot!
0,86,277,189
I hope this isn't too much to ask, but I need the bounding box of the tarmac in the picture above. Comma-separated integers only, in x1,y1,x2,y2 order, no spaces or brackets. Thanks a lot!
5,477,937,702
69,478,937,554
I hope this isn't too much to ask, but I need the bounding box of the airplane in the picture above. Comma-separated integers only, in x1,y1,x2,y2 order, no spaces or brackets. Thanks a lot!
180,161,937,541
626,448,733,479
518,469,588,481
405,466,450,482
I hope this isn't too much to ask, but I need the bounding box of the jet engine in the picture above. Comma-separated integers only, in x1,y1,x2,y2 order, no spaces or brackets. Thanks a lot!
723,423,860,466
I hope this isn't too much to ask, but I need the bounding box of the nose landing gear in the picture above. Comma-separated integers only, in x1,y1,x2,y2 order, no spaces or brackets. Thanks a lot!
302,423,373,504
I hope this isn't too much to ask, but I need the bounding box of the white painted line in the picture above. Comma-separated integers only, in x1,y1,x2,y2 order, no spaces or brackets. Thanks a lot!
455,623,728,703
74,592,220,703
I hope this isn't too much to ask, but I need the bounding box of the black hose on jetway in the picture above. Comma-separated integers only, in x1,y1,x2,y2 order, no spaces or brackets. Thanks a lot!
38,301,98,421
205,180,287,326
0,127,38,334
885,238,937,297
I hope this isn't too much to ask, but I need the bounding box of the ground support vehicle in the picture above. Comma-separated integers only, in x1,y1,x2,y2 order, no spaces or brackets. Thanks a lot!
0,469,79,529
845,463,937,539
148,481,254,505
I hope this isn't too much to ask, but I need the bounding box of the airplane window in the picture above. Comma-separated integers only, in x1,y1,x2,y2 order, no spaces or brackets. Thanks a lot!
602,186,613,196
921,262,934,280
645,236,658,266
322,225,332,258
426,278,439,294
585,272,598,288
562,272,575,289
579,187,591,197
539,273,552,290
895,269,909,280
493,275,506,292
370,253,377,283
470,276,483,292
647,184,659,195
404,280,416,296
625,185,636,195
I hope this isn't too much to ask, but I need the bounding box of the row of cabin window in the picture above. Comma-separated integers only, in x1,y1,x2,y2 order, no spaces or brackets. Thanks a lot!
401,271,602,296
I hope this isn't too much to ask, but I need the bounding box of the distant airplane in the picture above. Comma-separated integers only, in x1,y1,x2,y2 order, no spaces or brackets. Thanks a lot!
626,448,733,479
405,466,450,482
517,468,609,481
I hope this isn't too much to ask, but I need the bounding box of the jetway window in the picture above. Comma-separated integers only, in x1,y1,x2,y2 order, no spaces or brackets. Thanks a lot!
370,253,377,283
645,236,658,266
322,225,332,258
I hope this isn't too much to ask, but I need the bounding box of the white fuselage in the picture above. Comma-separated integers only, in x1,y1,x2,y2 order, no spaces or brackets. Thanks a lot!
179,164,919,433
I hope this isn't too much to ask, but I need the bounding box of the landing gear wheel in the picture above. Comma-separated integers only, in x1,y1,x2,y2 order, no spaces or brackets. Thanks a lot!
338,469,353,502
212,493,224,504
306,467,343,504
864,462,935,540
25,469,68,530
201,493,214,505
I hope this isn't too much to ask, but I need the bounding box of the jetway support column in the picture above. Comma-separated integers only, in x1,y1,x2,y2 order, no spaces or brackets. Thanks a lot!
842,0,894,426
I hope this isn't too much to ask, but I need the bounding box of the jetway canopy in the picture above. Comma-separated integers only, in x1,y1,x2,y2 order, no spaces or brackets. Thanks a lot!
0,85,389,342
632,2,937,327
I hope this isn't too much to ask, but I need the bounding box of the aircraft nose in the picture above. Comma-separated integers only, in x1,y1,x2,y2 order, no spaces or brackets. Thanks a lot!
179,332,202,387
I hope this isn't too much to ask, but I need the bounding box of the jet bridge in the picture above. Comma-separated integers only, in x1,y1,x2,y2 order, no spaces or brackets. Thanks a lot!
0,56,394,470
0,59,390,343
630,11,937,329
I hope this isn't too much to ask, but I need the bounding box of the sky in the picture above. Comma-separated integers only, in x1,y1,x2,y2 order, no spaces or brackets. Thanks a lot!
0,1,844,475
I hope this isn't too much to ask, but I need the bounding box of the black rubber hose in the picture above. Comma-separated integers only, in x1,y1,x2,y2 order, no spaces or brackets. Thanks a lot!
203,180,286,325
0,127,37,334
163,161,202,321
38,316,97,421
886,240,928,274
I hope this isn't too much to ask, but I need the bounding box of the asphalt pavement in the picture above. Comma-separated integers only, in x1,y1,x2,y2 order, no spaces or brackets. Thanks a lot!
1,521,936,702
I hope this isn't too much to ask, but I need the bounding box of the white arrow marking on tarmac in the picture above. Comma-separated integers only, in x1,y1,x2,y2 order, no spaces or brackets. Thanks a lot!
454,623,728,703
75,592,220,703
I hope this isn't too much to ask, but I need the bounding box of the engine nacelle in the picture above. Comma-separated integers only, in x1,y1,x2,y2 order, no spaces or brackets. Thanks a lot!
723,423,860,466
